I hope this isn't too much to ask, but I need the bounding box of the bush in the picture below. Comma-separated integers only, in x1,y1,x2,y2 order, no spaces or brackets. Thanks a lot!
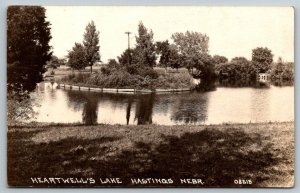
59,64,194,89
153,73,194,89
126,63,158,79
60,72,90,84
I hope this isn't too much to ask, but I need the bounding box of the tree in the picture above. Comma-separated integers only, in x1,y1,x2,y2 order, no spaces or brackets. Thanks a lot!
118,48,139,66
135,22,157,67
168,45,184,70
231,57,250,65
156,40,171,69
191,53,215,79
171,31,209,72
213,55,228,64
83,20,100,73
47,55,60,69
216,57,256,80
7,6,52,92
67,43,87,70
251,47,273,73
273,57,284,75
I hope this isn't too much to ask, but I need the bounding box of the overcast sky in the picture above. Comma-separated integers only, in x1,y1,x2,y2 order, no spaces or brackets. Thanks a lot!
45,6,294,63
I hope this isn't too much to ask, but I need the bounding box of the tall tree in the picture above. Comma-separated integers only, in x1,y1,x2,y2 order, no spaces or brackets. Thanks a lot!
67,43,88,70
251,47,273,73
135,22,157,67
171,31,209,72
7,6,52,92
83,20,100,73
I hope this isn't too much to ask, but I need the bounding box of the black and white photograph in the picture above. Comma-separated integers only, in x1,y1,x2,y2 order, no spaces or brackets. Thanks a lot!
7,6,294,188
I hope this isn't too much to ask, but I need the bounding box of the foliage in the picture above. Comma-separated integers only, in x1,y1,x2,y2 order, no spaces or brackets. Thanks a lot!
168,46,185,70
60,72,90,84
216,57,256,80
271,58,294,81
171,31,214,78
87,71,141,89
107,59,121,69
156,40,171,68
7,89,37,125
67,43,88,70
47,55,66,69
252,47,273,73
153,73,194,89
7,6,52,92
60,67,194,90
126,63,158,79
47,55,59,69
213,55,228,64
172,31,209,55
171,31,209,70
135,22,157,67
191,53,216,79
118,48,139,66
83,20,100,72
231,57,249,64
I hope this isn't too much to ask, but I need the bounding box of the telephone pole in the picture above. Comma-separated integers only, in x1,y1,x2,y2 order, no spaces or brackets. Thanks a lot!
125,31,131,65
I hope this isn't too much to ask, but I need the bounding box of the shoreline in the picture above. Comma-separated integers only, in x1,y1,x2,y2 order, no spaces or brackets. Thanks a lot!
55,83,192,94
8,120,294,128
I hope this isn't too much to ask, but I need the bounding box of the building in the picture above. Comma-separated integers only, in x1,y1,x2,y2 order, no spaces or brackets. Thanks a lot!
258,73,270,83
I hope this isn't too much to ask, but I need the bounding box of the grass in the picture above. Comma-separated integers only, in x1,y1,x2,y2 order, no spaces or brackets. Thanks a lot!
7,122,294,187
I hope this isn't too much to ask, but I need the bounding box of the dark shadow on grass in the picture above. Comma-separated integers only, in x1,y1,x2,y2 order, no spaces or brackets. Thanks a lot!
8,129,121,187
106,128,279,187
8,128,283,187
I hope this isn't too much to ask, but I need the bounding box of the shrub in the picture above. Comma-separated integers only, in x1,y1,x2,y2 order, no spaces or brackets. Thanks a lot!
126,63,158,79
154,73,194,89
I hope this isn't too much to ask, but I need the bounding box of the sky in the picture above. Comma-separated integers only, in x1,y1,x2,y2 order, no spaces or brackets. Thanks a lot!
45,6,294,63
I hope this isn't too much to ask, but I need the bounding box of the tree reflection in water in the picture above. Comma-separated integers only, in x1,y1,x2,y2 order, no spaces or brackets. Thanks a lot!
66,91,98,125
171,92,209,124
82,96,98,125
134,94,155,125
126,98,133,125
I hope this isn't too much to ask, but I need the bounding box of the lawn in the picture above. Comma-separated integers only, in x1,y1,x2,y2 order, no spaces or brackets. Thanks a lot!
7,122,294,187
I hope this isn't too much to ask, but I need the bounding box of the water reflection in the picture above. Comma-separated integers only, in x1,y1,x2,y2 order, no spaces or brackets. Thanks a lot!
126,98,133,125
31,82,294,125
171,92,208,124
218,78,294,88
135,94,155,125
82,96,98,125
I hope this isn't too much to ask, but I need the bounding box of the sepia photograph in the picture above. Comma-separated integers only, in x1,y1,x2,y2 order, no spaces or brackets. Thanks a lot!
7,6,294,188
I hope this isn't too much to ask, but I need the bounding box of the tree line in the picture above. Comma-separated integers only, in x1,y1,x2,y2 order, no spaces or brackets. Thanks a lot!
66,20,295,83
7,6,294,94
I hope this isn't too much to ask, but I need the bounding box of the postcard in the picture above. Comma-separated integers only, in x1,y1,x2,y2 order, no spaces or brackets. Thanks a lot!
7,6,294,188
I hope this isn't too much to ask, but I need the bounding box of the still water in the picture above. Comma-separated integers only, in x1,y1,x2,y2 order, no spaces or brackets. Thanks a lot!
31,82,294,125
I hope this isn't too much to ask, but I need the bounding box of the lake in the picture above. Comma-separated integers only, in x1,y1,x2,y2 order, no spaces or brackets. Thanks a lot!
31,82,294,125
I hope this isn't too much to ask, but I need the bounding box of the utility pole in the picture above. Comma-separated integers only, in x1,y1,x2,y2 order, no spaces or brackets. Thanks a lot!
125,31,131,65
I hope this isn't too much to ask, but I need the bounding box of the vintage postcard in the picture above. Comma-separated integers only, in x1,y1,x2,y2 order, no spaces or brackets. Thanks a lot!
7,6,294,187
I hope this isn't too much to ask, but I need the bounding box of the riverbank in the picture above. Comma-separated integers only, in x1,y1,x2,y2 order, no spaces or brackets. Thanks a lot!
8,122,294,187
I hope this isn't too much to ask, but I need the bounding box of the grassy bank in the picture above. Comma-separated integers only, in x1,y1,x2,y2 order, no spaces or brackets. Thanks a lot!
55,67,194,90
8,122,294,187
